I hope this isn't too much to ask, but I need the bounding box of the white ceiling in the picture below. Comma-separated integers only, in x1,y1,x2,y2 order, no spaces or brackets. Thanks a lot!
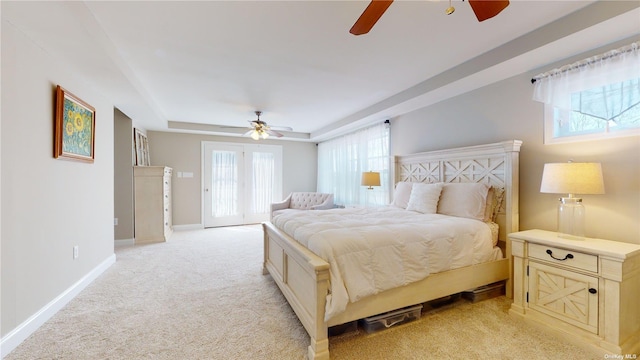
3,1,639,141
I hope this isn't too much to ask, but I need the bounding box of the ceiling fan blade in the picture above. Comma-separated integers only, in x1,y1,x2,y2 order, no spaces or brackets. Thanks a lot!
349,0,394,36
266,129,284,138
468,0,509,22
243,130,253,136
269,125,293,131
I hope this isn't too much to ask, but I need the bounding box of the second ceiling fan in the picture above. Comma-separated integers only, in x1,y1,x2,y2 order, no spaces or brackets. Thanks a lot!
350,0,510,36
245,111,293,140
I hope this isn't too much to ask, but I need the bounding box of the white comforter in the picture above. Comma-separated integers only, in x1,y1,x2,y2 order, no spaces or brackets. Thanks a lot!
271,206,501,321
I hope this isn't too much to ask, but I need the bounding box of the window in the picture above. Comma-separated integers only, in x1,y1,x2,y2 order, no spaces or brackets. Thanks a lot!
534,42,640,144
317,122,390,206
544,78,640,143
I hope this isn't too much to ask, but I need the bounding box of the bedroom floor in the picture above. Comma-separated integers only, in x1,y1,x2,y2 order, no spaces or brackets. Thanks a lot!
6,225,606,360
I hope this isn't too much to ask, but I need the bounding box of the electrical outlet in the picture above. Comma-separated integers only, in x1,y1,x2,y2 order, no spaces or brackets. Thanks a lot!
114,218,118,226
73,246,79,259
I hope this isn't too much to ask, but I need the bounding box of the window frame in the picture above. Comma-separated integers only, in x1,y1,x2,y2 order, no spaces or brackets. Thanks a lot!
544,103,640,144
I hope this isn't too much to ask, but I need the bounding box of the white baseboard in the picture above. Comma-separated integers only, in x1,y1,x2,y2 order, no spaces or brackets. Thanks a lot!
0,253,116,358
172,224,203,231
114,238,134,247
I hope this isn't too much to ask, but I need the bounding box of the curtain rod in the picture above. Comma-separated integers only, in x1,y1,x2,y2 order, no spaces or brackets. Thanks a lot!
530,42,638,84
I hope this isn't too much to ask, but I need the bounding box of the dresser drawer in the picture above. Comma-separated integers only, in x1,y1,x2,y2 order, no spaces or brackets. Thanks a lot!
528,243,598,273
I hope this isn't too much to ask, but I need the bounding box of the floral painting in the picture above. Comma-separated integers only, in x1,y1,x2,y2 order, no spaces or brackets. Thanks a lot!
54,85,95,162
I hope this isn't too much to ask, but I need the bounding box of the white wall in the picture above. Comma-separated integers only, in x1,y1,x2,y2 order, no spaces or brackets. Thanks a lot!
1,16,115,351
391,38,640,244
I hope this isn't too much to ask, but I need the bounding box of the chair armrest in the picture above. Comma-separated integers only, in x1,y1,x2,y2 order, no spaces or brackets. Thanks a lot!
271,200,290,212
270,195,292,220
310,194,334,210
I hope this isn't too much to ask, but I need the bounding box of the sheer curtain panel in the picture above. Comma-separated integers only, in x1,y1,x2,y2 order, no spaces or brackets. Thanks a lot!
251,152,275,214
532,42,639,110
211,151,238,217
317,122,390,207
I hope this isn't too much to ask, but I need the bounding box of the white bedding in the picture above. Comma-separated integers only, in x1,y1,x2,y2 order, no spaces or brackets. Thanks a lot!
271,206,502,320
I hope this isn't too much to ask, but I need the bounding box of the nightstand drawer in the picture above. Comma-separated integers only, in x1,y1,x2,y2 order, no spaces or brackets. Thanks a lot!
529,243,598,273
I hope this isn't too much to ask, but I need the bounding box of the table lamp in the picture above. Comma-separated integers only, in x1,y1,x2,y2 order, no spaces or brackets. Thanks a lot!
540,162,604,239
361,171,381,190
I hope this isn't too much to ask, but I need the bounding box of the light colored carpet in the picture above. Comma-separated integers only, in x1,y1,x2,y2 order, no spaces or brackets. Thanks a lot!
6,225,606,359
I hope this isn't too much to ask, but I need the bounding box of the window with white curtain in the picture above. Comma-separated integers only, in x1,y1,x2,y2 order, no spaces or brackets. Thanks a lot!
317,122,390,206
251,151,275,214
532,42,640,144
211,150,238,217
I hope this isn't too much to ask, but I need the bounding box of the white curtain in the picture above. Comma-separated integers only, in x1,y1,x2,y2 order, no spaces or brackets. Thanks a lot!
532,42,640,117
317,122,390,206
252,152,274,213
211,151,237,217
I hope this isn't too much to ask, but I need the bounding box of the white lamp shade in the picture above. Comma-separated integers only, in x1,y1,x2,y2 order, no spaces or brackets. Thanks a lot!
361,171,381,187
540,162,605,195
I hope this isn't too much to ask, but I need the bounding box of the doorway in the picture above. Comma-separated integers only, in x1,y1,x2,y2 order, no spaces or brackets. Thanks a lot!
202,142,282,227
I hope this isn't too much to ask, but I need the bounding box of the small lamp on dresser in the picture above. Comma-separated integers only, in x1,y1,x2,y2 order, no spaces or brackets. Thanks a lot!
540,161,605,239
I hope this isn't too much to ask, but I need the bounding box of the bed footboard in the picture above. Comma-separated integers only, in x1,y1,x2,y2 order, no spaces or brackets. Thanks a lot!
262,221,330,360
263,221,509,359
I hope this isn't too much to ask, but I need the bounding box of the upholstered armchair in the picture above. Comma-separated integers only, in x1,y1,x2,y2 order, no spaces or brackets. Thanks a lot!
270,192,334,220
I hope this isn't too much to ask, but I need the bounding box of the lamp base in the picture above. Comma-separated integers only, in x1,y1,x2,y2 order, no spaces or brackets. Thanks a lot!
557,197,585,239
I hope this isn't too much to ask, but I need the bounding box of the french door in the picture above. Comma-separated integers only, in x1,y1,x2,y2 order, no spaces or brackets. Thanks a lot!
202,142,282,227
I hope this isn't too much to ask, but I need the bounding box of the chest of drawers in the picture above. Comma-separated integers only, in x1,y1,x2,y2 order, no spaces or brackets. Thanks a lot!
134,166,173,243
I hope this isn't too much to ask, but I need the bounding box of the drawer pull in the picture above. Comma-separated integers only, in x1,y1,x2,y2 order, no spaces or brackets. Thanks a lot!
589,288,597,294
546,249,574,261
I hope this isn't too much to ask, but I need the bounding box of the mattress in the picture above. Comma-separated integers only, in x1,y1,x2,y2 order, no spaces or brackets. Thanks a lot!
271,206,502,320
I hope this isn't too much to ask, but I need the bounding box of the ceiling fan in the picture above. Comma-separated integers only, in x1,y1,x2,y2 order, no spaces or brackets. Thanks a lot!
349,0,510,36
244,111,293,140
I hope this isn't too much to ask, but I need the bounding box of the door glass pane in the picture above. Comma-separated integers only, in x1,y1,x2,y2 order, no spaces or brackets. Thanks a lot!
251,152,274,214
211,150,238,217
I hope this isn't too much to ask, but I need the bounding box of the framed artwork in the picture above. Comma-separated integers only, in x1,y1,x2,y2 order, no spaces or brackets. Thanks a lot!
134,128,150,166
54,85,96,162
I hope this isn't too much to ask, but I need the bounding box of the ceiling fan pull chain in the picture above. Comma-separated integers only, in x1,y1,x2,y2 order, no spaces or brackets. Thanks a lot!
446,0,455,15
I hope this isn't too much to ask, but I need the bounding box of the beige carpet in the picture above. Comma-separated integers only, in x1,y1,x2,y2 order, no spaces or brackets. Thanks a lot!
6,225,607,360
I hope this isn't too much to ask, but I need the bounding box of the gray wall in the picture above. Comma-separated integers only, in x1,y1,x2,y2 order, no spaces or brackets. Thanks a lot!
147,131,318,226
391,38,640,244
113,109,135,240
2,20,115,337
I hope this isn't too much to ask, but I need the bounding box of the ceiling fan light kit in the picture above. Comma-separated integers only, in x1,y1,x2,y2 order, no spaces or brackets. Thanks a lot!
244,111,292,140
350,0,509,35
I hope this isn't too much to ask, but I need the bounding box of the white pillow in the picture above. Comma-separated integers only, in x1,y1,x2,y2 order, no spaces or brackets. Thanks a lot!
406,183,444,214
391,182,413,209
437,183,490,220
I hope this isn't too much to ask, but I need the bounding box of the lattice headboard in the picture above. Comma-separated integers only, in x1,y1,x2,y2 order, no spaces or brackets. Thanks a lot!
395,140,522,242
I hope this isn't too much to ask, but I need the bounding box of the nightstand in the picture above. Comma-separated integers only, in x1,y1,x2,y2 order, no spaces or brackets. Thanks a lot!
509,229,640,355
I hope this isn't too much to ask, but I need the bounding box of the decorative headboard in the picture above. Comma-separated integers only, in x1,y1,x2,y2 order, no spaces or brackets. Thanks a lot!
394,140,522,242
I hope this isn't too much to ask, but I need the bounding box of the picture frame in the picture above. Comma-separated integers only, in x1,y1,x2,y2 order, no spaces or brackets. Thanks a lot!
134,128,151,166
54,85,96,162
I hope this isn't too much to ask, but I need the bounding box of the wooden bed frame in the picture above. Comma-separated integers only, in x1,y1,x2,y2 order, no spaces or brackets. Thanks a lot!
263,140,522,359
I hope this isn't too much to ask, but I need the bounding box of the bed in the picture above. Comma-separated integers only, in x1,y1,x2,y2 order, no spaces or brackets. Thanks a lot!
262,140,522,359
